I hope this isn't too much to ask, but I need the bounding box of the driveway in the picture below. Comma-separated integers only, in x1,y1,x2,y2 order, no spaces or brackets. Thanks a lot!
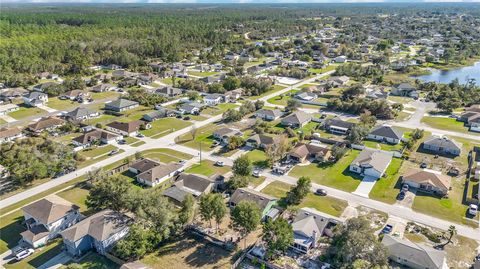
37,105,57,113
0,114,17,123
395,189,416,208
352,175,378,198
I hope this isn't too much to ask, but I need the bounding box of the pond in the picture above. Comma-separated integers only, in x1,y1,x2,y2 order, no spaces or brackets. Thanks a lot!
413,61,480,85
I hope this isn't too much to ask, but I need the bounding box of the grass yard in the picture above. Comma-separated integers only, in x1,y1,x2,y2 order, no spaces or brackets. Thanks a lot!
421,116,469,134
186,160,230,177
117,106,154,123
8,105,46,120
249,176,266,188
266,90,298,106
57,185,92,215
0,211,24,253
187,71,219,77
261,181,291,199
79,144,117,158
245,149,268,168
176,123,217,149
0,118,7,125
160,77,185,86
5,240,63,269
62,251,119,269
289,150,362,192
201,103,238,116
395,111,412,122
307,64,336,75
141,117,192,137
91,91,120,100
248,84,287,100
387,96,413,105
84,114,116,125
363,140,404,152
46,97,77,110
368,158,404,204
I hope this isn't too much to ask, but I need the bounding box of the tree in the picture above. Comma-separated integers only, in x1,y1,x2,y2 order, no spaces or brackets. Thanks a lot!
211,193,227,232
331,145,348,161
223,76,241,91
324,217,388,268
265,135,290,166
262,218,294,260
232,155,252,176
231,201,261,248
228,136,245,150
227,175,249,191
347,125,369,144
359,110,376,128
199,194,215,227
85,175,133,212
179,194,195,226
113,224,156,261
286,99,301,111
286,176,311,205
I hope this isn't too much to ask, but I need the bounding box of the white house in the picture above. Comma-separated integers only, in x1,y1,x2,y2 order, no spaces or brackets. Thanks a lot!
23,92,48,107
203,94,225,106
367,125,404,145
349,149,392,179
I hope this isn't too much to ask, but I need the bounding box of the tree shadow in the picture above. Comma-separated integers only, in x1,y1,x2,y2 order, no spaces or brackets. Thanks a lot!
0,215,24,251
184,238,231,268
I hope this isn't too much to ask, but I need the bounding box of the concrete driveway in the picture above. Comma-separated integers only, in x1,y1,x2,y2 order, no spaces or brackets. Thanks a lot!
352,175,378,198
395,189,416,208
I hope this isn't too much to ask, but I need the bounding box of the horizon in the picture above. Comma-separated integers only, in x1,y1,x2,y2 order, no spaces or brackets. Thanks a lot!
3,0,480,4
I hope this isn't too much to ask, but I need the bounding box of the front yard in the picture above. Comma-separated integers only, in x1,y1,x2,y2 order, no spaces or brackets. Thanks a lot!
185,160,230,177
176,123,217,149
289,150,362,192
368,158,404,204
4,240,63,269
8,105,46,120
245,149,268,168
248,84,287,100
141,117,192,138
79,144,117,159
421,116,469,134
46,97,78,111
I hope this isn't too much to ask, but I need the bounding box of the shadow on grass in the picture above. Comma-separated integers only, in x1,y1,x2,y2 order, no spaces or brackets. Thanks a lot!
27,242,63,268
0,216,24,250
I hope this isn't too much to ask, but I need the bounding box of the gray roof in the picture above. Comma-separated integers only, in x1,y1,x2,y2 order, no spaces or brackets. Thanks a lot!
369,125,403,140
137,162,183,184
163,173,213,203
26,91,47,99
106,99,138,109
229,188,276,211
22,195,78,225
325,117,356,130
247,134,277,146
281,111,312,125
351,149,392,174
423,136,461,151
65,107,98,119
130,158,161,174
382,234,446,269
255,109,282,118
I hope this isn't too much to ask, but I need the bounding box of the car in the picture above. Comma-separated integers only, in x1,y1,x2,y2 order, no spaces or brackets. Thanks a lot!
211,141,219,147
183,116,191,121
108,149,119,156
215,161,224,167
468,204,478,216
402,184,409,192
315,188,327,196
118,139,126,144
420,162,428,169
15,248,34,261
381,224,393,234
136,133,145,138
178,160,186,165
397,191,406,200
252,169,261,177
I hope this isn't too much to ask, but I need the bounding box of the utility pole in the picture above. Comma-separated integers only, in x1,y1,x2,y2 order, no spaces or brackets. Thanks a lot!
199,142,202,162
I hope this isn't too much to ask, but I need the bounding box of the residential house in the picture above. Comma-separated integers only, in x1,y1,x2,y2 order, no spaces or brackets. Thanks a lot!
254,109,282,121
28,116,66,134
291,208,340,254
288,143,331,163
329,76,350,86
349,149,393,179
163,173,214,204
23,92,48,107
364,86,388,99
0,103,19,116
229,188,277,219
422,136,461,156
61,210,130,257
224,88,243,102
391,83,419,98
142,108,176,122
92,84,113,92
459,105,480,132
203,93,225,106
104,99,139,113
334,55,348,63
246,134,278,149
367,125,404,144
213,127,243,144
137,73,158,85
106,120,147,137
0,127,23,144
324,117,356,135
72,129,120,148
295,92,318,101
112,69,134,79
178,102,203,115
382,234,447,269
65,107,99,121
33,82,56,92
135,162,184,187
402,169,451,196
281,111,312,128
61,90,90,102
155,86,183,98
21,195,81,248
0,87,28,101
201,74,225,84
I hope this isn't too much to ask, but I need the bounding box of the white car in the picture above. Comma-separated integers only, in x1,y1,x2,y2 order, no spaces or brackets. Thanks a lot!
468,204,478,216
15,248,34,261
252,169,261,177
215,161,224,167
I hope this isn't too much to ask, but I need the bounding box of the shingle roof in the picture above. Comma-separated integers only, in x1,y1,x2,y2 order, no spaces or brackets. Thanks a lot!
106,99,138,109
255,109,282,118
351,149,392,174
72,129,119,145
229,188,276,211
130,158,161,174
325,117,356,130
282,111,312,125
22,195,78,225
289,143,330,159
163,173,213,202
247,134,277,146
0,127,22,139
65,107,98,119
28,117,65,132
369,125,403,140
403,169,451,190
137,162,183,184
106,120,143,133
423,136,461,151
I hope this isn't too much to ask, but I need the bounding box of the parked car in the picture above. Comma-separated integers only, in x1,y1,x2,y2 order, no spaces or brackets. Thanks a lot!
183,116,191,121
381,224,393,234
211,141,219,147
252,169,261,178
137,133,145,138
108,149,119,156
397,191,406,200
420,162,428,168
315,188,327,196
402,184,409,192
469,204,478,216
178,160,186,165
15,248,34,261
118,139,126,144
215,161,224,167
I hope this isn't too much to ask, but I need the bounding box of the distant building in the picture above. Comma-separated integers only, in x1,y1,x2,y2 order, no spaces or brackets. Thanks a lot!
104,99,139,112
0,127,24,144
254,109,282,121
163,173,214,204
324,117,356,135
27,116,65,134
23,92,48,107
281,111,312,128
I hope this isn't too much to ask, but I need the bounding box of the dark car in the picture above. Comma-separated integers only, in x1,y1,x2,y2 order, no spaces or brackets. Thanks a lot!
402,184,409,192
397,191,406,200
184,116,191,121
381,224,393,234
315,189,327,196
420,162,427,169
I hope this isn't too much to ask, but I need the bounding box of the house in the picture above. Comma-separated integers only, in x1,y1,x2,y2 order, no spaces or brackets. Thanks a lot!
0,87,28,101
324,117,356,135
155,86,183,98
281,111,312,128
349,149,393,179
106,120,147,137
0,127,23,144
422,136,461,156
391,83,419,98
104,99,139,112
402,169,451,196
329,76,350,86
142,109,175,122
201,74,225,84
364,86,388,99
459,105,480,132
295,92,318,101
254,109,282,121
61,210,130,257
33,82,56,92
178,102,203,115
65,107,99,121
224,88,243,102
129,158,161,175
61,90,90,102
229,188,277,219
23,92,48,107
246,134,279,149
334,55,348,63
203,93,225,106
72,129,120,148
163,173,214,204
112,69,134,79
213,127,242,144
291,208,340,254
367,125,404,144
288,143,331,163
92,84,113,92
382,234,447,269
21,195,81,248
0,103,19,116
136,162,184,187
28,116,66,134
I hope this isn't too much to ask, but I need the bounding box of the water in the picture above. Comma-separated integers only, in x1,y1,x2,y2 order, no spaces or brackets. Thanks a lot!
413,61,480,85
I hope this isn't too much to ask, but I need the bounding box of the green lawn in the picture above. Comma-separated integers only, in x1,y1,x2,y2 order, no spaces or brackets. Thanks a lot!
91,91,120,100
289,150,362,192
79,144,117,158
5,240,63,269
8,105,46,120
387,96,413,105
117,106,154,123
0,118,6,125
143,152,182,164
249,84,287,100
185,160,230,177
261,181,291,198
0,211,24,253
187,71,219,77
201,103,238,116
46,97,78,110
266,90,298,106
368,158,404,204
307,64,336,74
176,123,217,149
141,117,192,137
245,149,268,168
363,140,404,152
62,251,119,269
249,176,266,188
421,116,469,134
57,186,92,215
160,77,185,86
84,114,117,125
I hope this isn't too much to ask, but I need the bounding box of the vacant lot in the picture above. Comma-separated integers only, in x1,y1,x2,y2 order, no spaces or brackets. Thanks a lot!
8,105,46,120
177,123,217,149
245,149,268,168
46,97,78,110
186,160,230,177
248,84,287,100
421,116,468,134
289,150,362,192
142,117,192,138
79,144,117,159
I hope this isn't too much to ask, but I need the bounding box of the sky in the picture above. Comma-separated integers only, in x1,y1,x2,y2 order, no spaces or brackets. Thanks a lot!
2,0,480,3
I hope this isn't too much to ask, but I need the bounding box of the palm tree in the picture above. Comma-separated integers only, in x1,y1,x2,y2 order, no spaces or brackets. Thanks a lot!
446,225,457,245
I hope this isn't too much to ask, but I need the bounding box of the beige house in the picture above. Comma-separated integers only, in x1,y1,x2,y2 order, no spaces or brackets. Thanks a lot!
402,169,451,196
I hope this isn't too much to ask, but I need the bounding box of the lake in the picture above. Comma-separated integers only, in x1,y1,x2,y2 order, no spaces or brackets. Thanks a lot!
413,61,480,85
